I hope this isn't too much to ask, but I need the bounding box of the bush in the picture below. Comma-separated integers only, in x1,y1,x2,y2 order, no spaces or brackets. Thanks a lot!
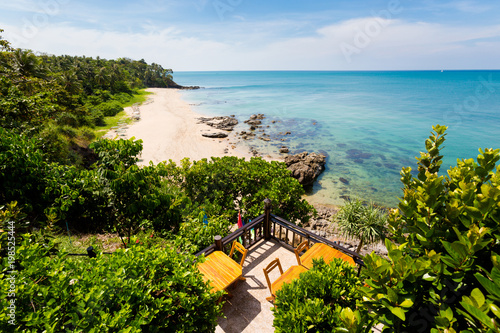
0,127,49,218
161,156,315,224
99,100,123,117
178,211,233,253
335,199,387,253
55,111,79,127
78,126,96,141
273,258,363,332
88,138,186,238
38,123,81,165
112,92,132,103
0,233,223,332
87,107,105,126
90,137,143,169
86,90,112,105
360,125,500,332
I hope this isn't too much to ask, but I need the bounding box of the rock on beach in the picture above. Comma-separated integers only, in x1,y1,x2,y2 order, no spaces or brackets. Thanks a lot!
285,152,326,186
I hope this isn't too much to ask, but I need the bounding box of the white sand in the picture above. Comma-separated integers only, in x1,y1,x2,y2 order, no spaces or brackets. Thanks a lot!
110,88,254,166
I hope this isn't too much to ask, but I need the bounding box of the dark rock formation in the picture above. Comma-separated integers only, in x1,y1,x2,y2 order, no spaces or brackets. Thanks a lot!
244,114,265,128
244,119,262,126
339,177,349,185
250,114,265,120
279,147,289,153
197,116,238,131
346,149,373,161
249,146,260,156
167,83,201,90
202,132,228,138
285,152,327,186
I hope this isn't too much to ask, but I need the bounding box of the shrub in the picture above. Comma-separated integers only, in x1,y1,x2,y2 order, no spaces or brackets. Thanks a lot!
335,199,388,253
55,111,79,127
88,107,105,126
0,233,223,332
273,258,363,332
89,138,186,239
161,156,315,224
78,126,96,141
90,137,143,169
86,90,112,105
0,127,49,218
178,211,233,253
99,100,123,117
112,92,132,103
360,125,500,332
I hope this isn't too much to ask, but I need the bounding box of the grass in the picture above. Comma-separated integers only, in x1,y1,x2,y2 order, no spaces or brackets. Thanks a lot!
95,89,152,138
55,232,123,253
53,229,171,255
122,89,152,108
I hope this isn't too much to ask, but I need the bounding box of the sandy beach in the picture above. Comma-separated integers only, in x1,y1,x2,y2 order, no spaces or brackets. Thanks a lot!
107,88,255,166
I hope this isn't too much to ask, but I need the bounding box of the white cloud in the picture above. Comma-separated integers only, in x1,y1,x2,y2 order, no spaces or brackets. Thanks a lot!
2,16,500,71
453,1,491,14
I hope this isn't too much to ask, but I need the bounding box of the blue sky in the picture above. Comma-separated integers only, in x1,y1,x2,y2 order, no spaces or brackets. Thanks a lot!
1,0,499,71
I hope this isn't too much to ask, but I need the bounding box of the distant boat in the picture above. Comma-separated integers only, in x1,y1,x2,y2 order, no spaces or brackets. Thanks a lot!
441,70,444,72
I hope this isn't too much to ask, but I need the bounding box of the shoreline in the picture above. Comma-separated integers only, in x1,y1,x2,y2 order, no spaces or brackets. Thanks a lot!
103,88,341,210
106,88,257,166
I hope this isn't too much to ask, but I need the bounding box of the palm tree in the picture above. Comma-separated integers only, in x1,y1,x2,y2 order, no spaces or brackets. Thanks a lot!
11,49,46,78
57,69,82,95
335,199,387,254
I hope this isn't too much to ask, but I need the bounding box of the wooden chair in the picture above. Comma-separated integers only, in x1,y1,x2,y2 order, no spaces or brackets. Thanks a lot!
294,240,310,267
263,258,284,302
229,241,248,269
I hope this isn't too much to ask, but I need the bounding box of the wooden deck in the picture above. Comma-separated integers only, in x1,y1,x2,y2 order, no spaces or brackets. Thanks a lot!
214,238,383,333
215,239,297,333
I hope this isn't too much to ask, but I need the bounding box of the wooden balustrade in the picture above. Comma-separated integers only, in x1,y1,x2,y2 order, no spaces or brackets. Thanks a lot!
195,199,364,268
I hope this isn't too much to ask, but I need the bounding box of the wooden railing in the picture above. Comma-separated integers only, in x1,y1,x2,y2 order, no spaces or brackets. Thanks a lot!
270,214,363,267
195,199,364,268
194,214,266,257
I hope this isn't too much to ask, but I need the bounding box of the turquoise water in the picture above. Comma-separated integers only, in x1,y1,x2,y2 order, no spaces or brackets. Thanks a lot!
173,71,500,207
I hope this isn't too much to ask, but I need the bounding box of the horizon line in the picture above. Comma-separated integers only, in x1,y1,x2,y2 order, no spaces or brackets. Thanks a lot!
174,69,500,73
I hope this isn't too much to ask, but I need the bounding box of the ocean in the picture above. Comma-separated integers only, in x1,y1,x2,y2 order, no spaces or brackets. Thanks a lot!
173,71,500,207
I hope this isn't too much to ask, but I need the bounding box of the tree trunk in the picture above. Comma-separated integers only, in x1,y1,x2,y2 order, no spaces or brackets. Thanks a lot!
356,239,364,254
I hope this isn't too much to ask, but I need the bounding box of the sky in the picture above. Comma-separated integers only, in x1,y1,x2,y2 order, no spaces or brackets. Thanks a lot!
1,0,500,71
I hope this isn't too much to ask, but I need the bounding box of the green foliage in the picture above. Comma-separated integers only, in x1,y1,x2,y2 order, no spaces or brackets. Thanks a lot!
162,156,315,224
459,253,500,332
90,137,143,169
178,210,233,253
38,122,82,165
0,28,11,52
0,202,31,258
273,258,363,332
361,125,500,332
98,100,123,117
0,127,49,218
0,233,223,332
0,76,55,132
88,138,186,239
335,199,388,253
0,30,180,166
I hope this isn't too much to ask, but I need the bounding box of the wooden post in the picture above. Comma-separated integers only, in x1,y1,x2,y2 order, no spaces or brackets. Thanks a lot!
264,198,272,240
214,235,222,251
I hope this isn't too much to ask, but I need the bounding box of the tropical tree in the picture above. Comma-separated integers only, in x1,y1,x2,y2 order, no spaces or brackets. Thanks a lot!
335,199,387,253
10,48,46,79
0,28,11,51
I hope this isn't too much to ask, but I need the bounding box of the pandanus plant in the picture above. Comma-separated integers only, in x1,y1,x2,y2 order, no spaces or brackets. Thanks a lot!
335,199,387,254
